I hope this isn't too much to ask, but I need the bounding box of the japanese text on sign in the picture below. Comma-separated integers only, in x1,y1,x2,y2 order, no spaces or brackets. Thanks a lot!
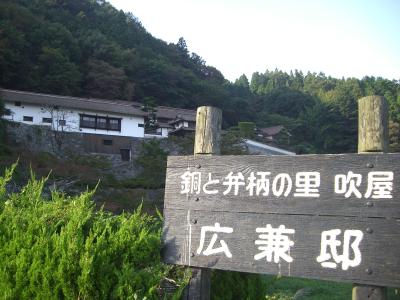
180,171,393,199
196,222,363,271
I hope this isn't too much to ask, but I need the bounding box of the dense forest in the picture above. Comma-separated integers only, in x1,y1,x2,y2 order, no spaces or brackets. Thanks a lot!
1,0,399,154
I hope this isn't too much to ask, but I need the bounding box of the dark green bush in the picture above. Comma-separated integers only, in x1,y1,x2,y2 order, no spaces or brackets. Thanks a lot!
0,163,189,299
71,154,112,169
119,176,163,189
0,164,268,299
238,122,256,138
211,270,267,300
133,139,168,189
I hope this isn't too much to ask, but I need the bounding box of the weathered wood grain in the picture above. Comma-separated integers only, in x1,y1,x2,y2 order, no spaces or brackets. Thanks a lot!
355,96,389,298
182,106,222,300
164,153,400,218
358,96,388,153
182,268,211,300
162,98,399,293
352,285,387,299
162,209,400,287
194,106,222,155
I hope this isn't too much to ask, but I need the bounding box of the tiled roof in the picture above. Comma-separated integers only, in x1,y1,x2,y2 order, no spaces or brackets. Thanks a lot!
1,89,196,121
157,122,174,129
169,126,195,134
1,89,148,117
131,101,196,122
259,125,285,136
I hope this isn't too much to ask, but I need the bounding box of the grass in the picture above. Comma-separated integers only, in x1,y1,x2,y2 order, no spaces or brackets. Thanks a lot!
264,276,351,299
94,187,164,215
264,276,400,299
0,147,166,215
70,154,112,169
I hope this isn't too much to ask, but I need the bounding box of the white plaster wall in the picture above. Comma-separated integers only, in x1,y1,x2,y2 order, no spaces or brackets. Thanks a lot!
161,127,169,137
4,101,53,126
3,101,145,138
69,110,144,137
144,126,168,139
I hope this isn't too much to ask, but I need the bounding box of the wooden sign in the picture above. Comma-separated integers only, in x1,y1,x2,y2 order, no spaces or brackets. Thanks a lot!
162,153,400,287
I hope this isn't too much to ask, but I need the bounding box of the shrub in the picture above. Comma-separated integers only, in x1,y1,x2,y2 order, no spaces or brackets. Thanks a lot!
0,164,268,299
0,163,189,299
221,128,248,155
134,139,168,189
238,122,256,138
211,270,267,299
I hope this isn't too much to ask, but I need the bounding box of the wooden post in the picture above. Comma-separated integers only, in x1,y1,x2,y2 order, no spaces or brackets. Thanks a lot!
194,106,222,155
353,95,388,300
183,106,222,300
358,95,389,153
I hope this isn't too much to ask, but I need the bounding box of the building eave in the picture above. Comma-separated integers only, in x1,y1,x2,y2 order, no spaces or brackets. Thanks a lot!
1,89,148,117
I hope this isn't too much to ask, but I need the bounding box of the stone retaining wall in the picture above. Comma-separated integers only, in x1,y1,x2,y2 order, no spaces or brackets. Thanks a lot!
6,121,186,180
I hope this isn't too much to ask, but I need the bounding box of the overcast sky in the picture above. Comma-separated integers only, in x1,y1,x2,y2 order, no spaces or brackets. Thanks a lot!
108,0,400,82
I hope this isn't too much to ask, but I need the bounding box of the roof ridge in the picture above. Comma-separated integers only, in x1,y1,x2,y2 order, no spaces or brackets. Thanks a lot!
1,88,138,107
1,89,196,118
156,105,196,112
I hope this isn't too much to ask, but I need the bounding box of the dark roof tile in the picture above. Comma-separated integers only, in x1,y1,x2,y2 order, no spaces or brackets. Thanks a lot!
1,89,196,121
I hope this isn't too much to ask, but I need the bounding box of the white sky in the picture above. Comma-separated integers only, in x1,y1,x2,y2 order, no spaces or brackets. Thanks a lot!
108,0,400,82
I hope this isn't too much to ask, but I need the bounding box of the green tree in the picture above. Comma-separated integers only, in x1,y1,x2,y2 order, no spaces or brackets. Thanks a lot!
35,47,82,95
134,139,168,188
234,74,250,89
142,96,158,130
389,120,400,152
84,59,128,99
260,88,315,119
1,0,399,156
176,37,189,57
238,122,255,138
221,128,247,155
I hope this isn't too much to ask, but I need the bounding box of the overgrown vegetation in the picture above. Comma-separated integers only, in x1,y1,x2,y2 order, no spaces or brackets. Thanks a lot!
238,122,256,139
211,270,267,300
263,275,400,300
120,139,168,189
0,164,269,299
0,163,190,299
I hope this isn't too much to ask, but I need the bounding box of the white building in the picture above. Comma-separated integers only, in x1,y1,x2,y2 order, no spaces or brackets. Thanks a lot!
1,89,196,139
1,89,197,160
1,89,294,158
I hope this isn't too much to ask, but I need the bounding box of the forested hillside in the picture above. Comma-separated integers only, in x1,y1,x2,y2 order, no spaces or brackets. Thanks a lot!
1,0,399,154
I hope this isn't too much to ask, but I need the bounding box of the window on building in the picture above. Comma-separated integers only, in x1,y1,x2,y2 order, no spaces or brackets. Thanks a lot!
97,117,107,129
79,114,121,132
4,109,11,116
42,117,52,123
58,119,66,126
81,115,96,128
23,116,33,122
15,101,21,106
109,118,120,131
138,123,144,128
103,139,113,146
